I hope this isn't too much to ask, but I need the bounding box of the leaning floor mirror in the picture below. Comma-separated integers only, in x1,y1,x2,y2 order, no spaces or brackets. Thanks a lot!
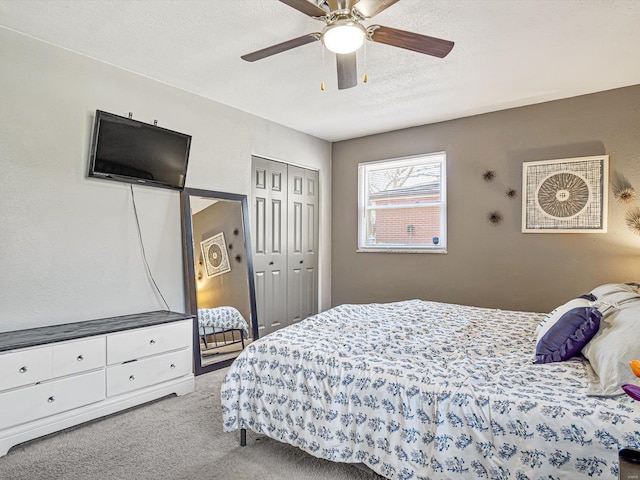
180,188,258,375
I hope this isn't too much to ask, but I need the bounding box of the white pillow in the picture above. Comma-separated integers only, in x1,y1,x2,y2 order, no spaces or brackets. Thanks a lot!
582,299,640,396
590,283,638,295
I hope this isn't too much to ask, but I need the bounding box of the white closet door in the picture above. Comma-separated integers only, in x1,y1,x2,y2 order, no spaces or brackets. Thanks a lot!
287,165,319,325
303,168,319,320
251,156,288,336
251,157,319,335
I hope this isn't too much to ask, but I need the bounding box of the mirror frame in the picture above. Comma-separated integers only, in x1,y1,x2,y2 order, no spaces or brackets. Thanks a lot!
180,188,259,375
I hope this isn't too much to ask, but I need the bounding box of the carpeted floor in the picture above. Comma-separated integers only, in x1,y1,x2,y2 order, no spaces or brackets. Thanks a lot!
0,368,384,480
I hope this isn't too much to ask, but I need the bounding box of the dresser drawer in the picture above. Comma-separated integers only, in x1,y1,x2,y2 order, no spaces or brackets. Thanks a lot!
0,346,52,392
0,369,105,430
106,348,191,397
106,320,191,364
52,337,106,378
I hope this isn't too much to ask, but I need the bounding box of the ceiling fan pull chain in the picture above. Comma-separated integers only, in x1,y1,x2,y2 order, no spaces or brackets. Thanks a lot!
321,43,326,91
363,38,368,83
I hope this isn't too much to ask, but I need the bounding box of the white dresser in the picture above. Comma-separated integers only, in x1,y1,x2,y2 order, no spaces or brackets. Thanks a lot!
0,311,194,457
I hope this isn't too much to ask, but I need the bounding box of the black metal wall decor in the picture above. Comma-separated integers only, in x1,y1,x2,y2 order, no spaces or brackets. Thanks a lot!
487,211,503,226
482,169,496,182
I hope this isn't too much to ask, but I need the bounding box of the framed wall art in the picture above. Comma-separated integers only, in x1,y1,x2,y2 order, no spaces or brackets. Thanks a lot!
200,232,231,277
522,155,608,233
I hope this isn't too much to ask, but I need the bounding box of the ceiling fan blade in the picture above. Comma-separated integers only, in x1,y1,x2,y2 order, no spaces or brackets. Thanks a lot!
336,52,357,90
325,0,355,9
353,0,400,19
278,0,327,18
369,25,454,58
241,33,320,62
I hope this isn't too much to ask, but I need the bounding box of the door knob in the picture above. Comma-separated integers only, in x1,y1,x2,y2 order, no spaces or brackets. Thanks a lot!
299,260,303,264
269,261,274,265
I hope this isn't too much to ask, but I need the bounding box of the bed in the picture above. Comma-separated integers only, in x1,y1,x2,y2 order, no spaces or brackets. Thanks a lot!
197,306,249,352
221,286,640,479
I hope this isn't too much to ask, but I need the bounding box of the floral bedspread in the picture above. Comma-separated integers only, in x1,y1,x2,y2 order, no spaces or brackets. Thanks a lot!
221,300,640,479
197,307,249,338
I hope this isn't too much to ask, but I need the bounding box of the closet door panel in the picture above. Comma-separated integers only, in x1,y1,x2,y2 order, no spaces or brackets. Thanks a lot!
251,157,288,335
251,157,270,335
266,161,288,334
288,266,303,324
287,165,305,325
303,267,317,319
269,269,287,331
302,169,319,318
254,270,267,335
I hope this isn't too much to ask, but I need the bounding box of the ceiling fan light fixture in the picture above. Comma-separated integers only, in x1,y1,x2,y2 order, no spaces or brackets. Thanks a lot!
322,20,366,54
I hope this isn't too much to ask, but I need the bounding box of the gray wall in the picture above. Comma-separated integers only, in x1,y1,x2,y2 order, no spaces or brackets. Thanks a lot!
332,84,640,313
0,27,331,332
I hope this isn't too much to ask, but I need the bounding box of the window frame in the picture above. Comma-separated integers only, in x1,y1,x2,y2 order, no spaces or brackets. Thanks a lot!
357,152,447,253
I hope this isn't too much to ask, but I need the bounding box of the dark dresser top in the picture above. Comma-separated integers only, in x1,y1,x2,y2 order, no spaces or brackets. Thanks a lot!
0,311,194,353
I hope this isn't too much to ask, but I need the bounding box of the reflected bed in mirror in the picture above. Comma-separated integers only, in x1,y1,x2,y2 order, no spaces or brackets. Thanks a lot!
180,189,258,374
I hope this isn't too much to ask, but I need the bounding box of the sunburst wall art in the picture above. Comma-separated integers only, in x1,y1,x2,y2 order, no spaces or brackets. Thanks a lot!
200,232,231,278
522,155,609,233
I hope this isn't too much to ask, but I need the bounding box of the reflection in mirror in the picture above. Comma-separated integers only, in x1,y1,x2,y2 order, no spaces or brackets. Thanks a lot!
180,189,258,375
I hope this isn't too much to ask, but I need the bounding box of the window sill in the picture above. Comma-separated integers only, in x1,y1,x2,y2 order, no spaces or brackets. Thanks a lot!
356,248,447,254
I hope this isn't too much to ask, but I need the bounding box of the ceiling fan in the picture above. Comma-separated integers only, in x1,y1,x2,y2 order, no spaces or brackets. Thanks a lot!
241,0,454,90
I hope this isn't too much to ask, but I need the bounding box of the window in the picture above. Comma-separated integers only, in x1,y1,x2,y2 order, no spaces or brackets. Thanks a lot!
358,152,447,253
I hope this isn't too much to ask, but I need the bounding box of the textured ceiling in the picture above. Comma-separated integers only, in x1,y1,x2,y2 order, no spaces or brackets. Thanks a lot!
1,0,640,141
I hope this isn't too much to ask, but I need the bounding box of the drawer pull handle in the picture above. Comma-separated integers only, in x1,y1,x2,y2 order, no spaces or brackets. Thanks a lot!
47,396,55,403
170,363,176,369
149,339,156,345
19,366,28,374
77,355,84,362
129,375,135,382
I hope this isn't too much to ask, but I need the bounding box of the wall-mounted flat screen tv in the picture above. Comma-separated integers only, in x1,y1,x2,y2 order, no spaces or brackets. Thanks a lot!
88,110,191,190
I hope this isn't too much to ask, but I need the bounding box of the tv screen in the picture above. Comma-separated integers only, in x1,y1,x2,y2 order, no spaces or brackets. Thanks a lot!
89,110,191,190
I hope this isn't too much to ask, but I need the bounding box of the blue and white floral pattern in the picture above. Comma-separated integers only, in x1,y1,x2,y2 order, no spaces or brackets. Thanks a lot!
198,307,249,338
221,300,640,479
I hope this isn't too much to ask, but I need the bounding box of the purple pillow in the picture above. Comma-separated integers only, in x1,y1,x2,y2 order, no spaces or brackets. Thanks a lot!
534,307,602,364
